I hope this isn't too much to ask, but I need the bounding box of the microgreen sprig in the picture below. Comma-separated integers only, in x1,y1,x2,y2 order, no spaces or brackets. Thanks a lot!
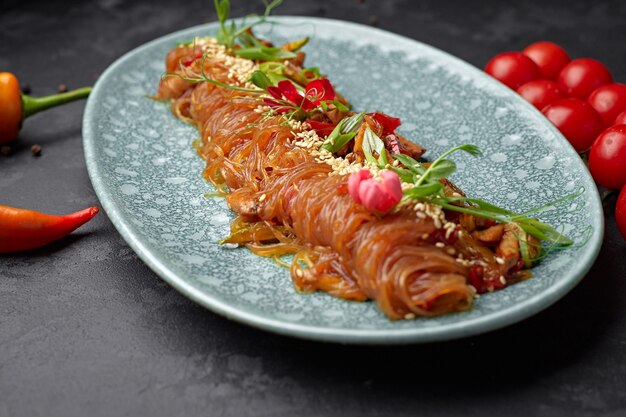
214,0,297,61
389,143,578,247
414,144,481,187
163,51,264,93
428,194,578,245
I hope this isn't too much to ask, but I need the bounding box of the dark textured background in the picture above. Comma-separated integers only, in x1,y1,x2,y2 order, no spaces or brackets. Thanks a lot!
1,1,626,416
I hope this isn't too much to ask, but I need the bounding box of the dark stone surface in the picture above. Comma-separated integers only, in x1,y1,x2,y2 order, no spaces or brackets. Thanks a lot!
1,1,626,416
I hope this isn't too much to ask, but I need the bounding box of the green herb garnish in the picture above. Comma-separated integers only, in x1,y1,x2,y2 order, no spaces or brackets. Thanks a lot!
214,0,293,61
389,143,577,249
362,126,389,166
320,112,364,153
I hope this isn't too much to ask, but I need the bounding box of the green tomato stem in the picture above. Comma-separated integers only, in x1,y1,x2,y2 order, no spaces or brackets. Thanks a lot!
22,87,92,119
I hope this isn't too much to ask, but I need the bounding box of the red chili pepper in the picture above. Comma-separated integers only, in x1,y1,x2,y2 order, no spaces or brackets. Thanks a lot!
0,72,91,145
0,204,99,253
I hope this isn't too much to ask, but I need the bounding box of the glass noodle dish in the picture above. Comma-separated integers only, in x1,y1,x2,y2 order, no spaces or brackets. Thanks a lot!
155,0,583,320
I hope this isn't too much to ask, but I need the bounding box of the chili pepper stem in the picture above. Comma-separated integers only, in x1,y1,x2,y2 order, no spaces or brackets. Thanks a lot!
21,86,92,119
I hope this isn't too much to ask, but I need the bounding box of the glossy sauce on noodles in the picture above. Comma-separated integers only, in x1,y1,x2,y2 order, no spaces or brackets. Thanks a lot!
157,43,532,320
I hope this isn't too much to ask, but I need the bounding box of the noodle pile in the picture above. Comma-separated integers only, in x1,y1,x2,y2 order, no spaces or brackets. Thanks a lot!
157,43,531,319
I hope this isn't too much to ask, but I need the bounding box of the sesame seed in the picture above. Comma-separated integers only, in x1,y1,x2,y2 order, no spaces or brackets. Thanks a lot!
295,269,303,278
435,242,445,248
455,258,472,266
186,38,258,87
404,313,416,320
499,275,506,285
495,257,505,265
259,194,267,202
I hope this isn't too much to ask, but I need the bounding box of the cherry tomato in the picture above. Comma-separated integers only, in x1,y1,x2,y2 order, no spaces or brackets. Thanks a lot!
616,186,626,241
517,79,566,110
615,111,626,126
588,83,626,126
484,52,541,90
588,125,626,189
557,58,613,99
542,98,605,152
522,41,570,80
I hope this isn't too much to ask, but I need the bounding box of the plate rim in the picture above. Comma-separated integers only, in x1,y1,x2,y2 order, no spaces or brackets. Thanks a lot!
83,16,604,344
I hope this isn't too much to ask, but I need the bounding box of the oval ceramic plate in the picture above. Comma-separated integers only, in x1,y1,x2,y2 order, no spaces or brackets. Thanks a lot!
83,17,603,344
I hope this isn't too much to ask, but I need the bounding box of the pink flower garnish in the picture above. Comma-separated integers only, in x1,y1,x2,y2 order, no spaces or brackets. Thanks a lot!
348,169,402,214
348,169,372,204
264,79,336,113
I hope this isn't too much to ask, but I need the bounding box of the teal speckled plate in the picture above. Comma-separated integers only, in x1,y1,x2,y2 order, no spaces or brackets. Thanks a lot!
83,17,603,344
